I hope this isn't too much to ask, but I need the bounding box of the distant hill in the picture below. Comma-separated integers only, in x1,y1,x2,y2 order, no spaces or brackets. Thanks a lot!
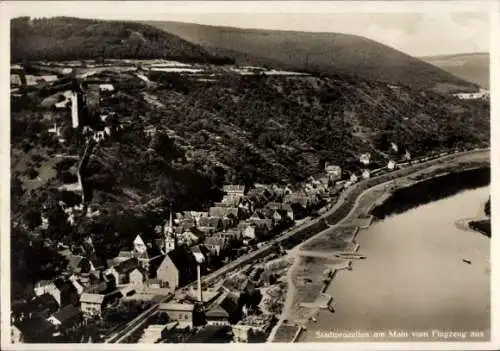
421,52,489,89
144,20,479,93
10,17,233,64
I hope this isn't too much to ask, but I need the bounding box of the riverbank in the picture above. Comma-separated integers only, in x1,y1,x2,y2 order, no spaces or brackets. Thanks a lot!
271,150,489,342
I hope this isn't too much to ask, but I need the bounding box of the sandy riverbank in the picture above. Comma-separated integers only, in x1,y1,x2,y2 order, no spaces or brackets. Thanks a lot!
273,153,489,343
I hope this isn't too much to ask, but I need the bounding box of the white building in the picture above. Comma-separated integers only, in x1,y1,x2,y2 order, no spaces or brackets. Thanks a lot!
99,84,114,92
70,91,79,128
360,153,371,165
387,160,397,170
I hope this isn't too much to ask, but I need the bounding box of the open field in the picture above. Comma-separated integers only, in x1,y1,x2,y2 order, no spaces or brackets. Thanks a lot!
301,225,358,252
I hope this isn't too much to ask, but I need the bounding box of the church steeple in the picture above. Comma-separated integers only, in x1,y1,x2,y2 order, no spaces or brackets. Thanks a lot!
164,203,176,253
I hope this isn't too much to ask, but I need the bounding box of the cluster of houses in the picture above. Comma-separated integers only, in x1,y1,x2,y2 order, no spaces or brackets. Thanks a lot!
12,167,346,343
348,147,410,186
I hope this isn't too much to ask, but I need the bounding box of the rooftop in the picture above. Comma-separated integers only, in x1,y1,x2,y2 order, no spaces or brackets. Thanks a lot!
51,305,81,323
80,293,105,304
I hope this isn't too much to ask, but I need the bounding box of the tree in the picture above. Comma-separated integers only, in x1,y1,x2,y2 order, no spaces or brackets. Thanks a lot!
26,167,39,179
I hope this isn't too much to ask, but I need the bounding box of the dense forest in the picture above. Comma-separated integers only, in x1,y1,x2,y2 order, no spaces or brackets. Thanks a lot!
11,17,234,64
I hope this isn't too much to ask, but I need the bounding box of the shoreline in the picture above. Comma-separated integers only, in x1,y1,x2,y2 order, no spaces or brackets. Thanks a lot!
271,152,490,342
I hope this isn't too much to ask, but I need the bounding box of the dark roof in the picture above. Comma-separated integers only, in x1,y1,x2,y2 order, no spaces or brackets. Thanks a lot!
218,292,240,316
185,325,231,343
67,255,84,271
165,246,197,286
31,294,59,315
205,236,227,247
206,305,229,318
115,258,139,274
198,217,222,228
84,281,109,295
179,218,197,229
80,293,105,304
289,202,306,212
53,278,76,294
209,207,239,218
51,305,81,324
249,219,273,230
167,246,197,271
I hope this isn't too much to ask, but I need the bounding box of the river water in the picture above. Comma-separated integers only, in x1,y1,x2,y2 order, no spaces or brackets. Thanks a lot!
300,185,490,342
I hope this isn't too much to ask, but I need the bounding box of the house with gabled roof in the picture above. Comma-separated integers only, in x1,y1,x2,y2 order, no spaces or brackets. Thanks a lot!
183,211,208,225
223,185,246,197
265,202,295,221
34,278,78,308
129,267,146,288
205,305,230,326
136,245,163,278
221,195,242,207
198,217,223,234
34,280,57,298
205,291,241,326
156,246,197,290
80,293,105,317
239,220,272,241
220,229,243,242
47,305,82,331
324,163,342,181
105,258,139,286
179,228,205,247
204,236,229,257
67,255,92,275
158,302,195,328
360,153,371,165
248,218,273,232
208,206,239,219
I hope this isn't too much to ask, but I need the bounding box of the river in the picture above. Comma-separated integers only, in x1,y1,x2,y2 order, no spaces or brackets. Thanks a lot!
299,185,490,342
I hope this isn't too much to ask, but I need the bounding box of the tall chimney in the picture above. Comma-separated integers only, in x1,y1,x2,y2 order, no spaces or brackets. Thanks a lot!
197,263,203,303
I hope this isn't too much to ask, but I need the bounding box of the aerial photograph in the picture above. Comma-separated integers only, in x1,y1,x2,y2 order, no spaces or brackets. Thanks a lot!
5,0,492,346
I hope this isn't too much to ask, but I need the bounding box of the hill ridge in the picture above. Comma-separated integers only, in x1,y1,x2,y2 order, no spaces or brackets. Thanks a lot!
144,20,478,93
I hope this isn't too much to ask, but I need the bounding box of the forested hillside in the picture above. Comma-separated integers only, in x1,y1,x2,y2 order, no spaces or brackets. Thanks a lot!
144,20,479,93
11,17,233,64
10,68,489,300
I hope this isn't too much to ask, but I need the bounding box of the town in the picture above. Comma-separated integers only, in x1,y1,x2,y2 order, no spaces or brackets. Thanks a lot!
9,59,445,343
8,12,491,346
